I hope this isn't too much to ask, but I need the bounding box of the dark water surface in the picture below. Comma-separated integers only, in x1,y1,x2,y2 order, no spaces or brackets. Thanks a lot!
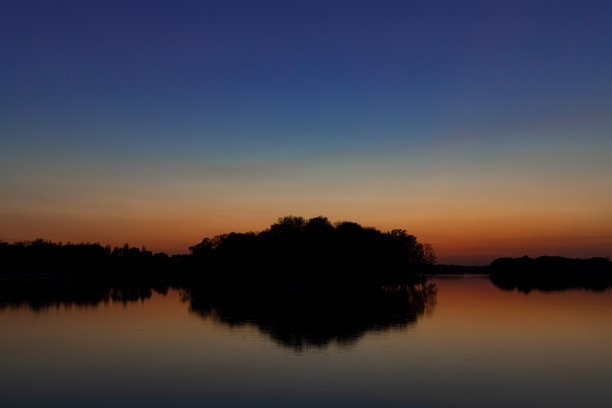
1,276,611,407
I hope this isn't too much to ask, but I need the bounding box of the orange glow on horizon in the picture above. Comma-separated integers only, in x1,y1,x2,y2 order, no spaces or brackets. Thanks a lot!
2,207,610,265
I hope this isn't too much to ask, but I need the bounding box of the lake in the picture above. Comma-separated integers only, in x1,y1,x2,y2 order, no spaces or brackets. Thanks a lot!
1,275,611,407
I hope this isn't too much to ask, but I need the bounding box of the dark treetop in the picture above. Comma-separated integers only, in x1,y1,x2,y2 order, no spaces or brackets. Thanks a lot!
188,216,435,287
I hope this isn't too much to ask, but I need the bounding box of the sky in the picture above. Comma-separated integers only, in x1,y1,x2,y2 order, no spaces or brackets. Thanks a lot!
1,0,611,264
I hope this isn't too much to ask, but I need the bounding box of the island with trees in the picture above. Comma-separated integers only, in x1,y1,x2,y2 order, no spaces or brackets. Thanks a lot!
2,215,611,349
0,216,439,349
1,215,611,293
1,216,435,286
488,255,612,292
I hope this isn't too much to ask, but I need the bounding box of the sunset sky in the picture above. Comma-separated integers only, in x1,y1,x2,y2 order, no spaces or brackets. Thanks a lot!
2,0,611,264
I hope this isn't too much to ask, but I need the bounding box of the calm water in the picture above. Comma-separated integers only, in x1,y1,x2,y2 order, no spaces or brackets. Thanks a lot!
1,276,611,407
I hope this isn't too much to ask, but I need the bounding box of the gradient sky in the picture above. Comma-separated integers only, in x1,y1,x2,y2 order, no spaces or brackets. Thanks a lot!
1,0,611,264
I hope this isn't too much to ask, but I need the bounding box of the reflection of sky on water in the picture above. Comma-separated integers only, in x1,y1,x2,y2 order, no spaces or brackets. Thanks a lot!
1,276,611,407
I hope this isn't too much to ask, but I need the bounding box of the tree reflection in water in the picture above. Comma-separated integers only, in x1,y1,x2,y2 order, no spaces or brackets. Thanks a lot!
0,277,437,352
181,283,437,351
0,278,174,310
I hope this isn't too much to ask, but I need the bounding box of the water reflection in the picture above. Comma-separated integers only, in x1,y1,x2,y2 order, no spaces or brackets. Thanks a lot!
182,283,437,351
0,278,175,310
0,277,436,351
489,274,612,293
489,267,612,293
2,275,611,408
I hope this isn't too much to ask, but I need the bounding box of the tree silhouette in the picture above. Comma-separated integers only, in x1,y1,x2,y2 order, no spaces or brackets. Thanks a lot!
489,256,612,292
189,215,436,286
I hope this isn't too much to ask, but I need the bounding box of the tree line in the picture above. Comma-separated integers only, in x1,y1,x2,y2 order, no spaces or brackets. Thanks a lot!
1,216,436,286
188,216,435,286
488,255,612,292
0,238,176,276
